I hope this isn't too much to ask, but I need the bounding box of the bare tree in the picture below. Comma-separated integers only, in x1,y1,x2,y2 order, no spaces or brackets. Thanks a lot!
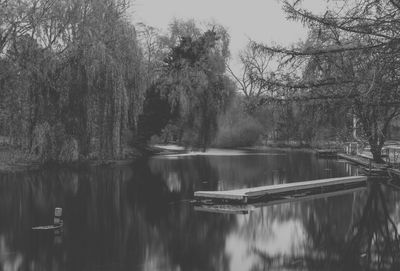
227,42,276,112
136,23,166,84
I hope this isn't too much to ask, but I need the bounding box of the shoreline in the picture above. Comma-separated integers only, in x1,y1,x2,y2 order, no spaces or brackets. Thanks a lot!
0,144,292,173
0,145,163,173
2,143,389,173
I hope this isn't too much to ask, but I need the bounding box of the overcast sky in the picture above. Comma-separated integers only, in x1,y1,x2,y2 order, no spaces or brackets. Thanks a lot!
131,0,327,71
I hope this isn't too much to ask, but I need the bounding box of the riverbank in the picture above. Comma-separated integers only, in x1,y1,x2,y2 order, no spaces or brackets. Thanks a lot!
0,146,41,172
2,142,393,175
246,144,400,177
0,145,160,173
241,145,316,153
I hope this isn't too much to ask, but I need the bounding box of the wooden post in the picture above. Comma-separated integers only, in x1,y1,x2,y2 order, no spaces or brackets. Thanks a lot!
54,207,62,226
369,160,372,175
387,148,390,164
353,115,357,140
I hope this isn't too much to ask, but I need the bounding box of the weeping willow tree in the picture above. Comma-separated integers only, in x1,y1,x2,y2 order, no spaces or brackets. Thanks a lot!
0,0,146,162
159,20,234,151
63,0,145,159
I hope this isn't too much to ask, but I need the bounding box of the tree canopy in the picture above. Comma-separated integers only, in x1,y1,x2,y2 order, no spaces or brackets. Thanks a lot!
0,0,146,161
158,20,235,150
252,0,400,161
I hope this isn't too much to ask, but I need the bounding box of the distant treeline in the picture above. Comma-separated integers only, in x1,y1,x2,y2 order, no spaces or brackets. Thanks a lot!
2,0,400,164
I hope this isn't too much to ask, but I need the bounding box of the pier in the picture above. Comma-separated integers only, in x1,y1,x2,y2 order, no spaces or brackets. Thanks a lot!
337,153,388,176
337,153,386,169
194,176,367,203
194,186,366,214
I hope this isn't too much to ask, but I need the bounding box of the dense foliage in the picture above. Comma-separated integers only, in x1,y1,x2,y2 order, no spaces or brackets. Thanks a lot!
158,21,235,150
0,3,236,162
0,0,146,161
213,97,263,148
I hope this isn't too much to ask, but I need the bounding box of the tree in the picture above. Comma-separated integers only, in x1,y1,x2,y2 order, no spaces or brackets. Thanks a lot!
159,20,234,151
253,0,400,162
136,23,166,85
0,0,146,162
227,42,275,113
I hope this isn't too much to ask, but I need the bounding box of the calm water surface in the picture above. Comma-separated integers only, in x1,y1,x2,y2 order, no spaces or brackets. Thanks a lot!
0,149,399,271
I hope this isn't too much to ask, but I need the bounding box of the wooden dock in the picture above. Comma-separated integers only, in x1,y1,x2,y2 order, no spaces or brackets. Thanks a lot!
337,153,388,177
194,176,367,203
337,153,388,169
388,168,400,179
337,153,370,167
194,186,366,214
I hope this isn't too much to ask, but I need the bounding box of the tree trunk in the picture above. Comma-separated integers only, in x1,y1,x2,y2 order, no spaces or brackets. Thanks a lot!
369,140,384,163
356,106,391,164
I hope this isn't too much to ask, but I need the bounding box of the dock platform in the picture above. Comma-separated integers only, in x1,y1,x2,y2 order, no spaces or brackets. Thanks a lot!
194,186,366,214
337,153,388,169
194,176,367,203
388,168,400,179
337,153,388,176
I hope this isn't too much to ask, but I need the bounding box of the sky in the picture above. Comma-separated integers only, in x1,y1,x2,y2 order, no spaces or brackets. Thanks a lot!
130,0,327,72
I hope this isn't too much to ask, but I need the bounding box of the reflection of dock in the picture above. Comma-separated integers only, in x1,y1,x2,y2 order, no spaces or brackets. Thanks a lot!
194,186,366,214
194,176,367,203
315,149,338,158
194,204,254,214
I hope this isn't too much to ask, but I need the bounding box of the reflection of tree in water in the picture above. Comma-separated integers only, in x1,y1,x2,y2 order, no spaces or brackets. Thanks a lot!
243,195,353,271
149,156,221,194
0,169,82,270
149,151,354,193
0,161,235,271
127,160,235,271
248,182,400,271
344,182,400,270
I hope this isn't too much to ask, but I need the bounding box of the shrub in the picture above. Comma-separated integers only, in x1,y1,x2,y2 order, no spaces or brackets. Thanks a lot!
30,122,80,163
58,137,79,162
213,100,263,148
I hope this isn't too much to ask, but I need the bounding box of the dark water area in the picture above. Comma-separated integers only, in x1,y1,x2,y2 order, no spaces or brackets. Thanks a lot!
0,149,399,271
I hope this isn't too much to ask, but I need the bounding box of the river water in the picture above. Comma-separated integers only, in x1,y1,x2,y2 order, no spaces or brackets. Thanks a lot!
0,149,399,271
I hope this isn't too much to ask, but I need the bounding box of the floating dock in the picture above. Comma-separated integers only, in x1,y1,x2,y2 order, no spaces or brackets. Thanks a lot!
194,186,366,214
194,176,367,203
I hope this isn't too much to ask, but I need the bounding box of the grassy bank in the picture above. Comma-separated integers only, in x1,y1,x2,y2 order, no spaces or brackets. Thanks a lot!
0,146,40,172
242,140,344,150
0,145,150,173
